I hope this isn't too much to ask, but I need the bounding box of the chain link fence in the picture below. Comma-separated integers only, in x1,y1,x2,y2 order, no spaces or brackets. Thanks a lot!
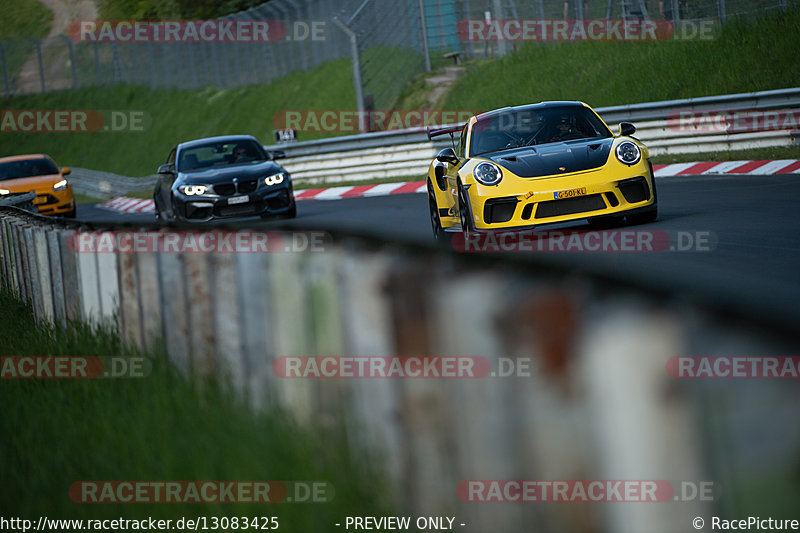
2,0,797,108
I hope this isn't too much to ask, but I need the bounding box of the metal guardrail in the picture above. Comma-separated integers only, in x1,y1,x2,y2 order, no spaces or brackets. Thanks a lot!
265,88,800,185
0,191,37,212
1,206,799,532
55,88,800,192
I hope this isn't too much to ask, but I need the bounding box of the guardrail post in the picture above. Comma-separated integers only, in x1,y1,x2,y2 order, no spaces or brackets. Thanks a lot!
118,249,142,346
158,250,190,373
23,227,42,320
236,251,274,406
270,252,313,421
717,0,726,23
184,251,216,376
581,304,711,533
12,222,29,300
0,217,10,292
137,246,163,347
46,229,66,327
212,249,246,392
59,230,82,322
33,226,54,323
77,234,101,322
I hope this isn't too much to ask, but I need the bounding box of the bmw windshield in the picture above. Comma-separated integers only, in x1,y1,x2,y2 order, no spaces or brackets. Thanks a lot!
470,106,612,156
178,140,268,171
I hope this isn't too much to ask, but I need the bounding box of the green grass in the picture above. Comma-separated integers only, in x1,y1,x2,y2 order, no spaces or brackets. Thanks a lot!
0,0,54,86
0,0,53,40
73,192,104,204
0,289,394,522
0,58,357,177
442,9,800,111
3,10,800,181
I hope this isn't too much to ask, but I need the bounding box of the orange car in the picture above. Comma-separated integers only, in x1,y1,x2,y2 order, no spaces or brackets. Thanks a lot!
0,154,76,217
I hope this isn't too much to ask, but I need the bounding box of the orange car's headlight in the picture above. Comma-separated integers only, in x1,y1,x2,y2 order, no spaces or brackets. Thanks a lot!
54,179,69,191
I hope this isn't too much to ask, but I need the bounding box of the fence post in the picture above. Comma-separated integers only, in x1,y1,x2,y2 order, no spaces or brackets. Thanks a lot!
1,43,11,97
59,35,78,89
93,41,102,85
333,17,366,133
29,38,45,92
718,0,727,23
417,0,432,72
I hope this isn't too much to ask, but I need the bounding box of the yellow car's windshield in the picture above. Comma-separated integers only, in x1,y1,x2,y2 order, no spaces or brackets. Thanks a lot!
470,106,612,156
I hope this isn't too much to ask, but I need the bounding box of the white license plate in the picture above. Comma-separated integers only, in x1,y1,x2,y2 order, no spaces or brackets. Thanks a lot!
228,195,249,205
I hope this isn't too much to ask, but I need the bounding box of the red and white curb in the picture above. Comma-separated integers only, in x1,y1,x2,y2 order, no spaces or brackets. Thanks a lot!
98,160,800,215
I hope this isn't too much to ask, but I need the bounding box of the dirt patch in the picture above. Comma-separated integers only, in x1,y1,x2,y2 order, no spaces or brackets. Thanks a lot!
15,0,98,93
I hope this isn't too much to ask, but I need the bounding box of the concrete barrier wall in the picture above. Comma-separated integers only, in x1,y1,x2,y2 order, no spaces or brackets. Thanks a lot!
1,209,798,533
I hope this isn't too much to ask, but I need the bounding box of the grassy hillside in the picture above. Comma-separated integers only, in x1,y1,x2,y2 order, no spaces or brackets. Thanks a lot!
0,0,53,40
2,9,799,177
442,9,800,111
0,58,356,176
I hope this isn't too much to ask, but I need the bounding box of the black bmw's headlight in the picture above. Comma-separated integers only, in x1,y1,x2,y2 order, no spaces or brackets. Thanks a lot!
264,172,286,186
615,141,641,166
180,185,210,196
474,162,503,186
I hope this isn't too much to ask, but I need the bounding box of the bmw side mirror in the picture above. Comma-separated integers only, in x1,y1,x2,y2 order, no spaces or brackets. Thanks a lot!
271,150,287,160
158,163,175,175
619,122,636,137
436,147,459,165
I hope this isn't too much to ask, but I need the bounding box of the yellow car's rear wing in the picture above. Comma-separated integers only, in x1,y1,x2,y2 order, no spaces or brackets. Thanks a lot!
426,124,463,140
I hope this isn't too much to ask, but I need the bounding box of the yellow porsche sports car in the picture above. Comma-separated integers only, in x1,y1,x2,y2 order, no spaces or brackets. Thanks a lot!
0,154,75,217
426,101,657,240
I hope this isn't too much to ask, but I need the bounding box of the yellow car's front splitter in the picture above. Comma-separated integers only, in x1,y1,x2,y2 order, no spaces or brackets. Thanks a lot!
464,163,655,231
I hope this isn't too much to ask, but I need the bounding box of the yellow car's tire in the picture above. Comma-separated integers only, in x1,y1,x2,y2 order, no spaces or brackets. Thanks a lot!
457,182,474,234
427,181,447,242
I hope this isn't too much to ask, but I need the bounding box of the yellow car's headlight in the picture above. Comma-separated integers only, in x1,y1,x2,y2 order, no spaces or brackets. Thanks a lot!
615,141,641,166
54,179,68,191
474,162,502,186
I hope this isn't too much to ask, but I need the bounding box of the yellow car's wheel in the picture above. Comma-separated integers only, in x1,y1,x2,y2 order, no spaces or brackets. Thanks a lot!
457,182,474,235
427,181,446,242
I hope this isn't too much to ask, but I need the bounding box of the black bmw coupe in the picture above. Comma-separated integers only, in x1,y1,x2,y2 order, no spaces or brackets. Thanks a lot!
154,135,296,222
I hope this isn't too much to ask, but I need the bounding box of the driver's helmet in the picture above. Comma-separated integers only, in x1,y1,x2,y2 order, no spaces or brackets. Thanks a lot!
232,143,249,158
556,113,574,129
